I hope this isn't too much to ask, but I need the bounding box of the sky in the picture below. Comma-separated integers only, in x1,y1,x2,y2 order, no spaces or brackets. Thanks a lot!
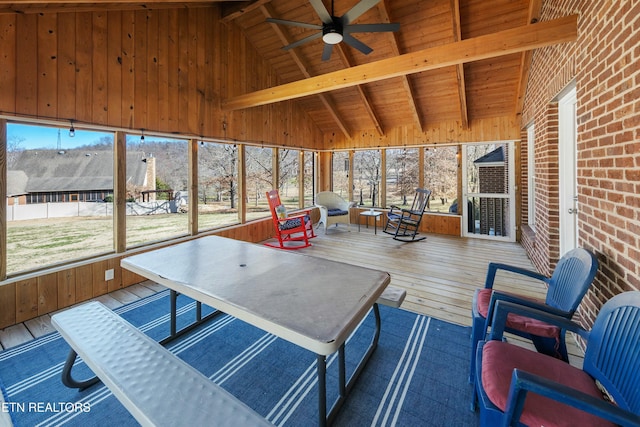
7,123,112,150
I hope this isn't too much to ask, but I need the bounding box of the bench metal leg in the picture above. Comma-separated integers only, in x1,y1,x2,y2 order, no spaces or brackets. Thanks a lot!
61,349,100,390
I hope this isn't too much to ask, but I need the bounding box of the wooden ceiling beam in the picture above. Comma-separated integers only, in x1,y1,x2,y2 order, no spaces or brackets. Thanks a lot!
0,0,234,3
378,0,423,132
222,0,271,23
450,0,468,130
335,44,384,136
515,0,544,121
0,1,217,14
223,14,578,111
261,3,351,139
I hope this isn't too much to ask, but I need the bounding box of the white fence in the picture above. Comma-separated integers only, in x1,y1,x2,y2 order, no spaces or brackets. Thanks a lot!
6,201,179,221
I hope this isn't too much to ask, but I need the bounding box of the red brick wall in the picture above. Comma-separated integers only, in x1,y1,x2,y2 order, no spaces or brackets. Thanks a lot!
521,0,640,328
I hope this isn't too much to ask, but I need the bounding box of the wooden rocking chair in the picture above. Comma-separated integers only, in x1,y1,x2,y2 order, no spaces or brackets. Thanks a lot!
383,188,431,242
265,189,316,250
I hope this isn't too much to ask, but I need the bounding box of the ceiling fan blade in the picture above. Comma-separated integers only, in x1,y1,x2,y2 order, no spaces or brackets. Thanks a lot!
321,43,334,61
266,17,322,30
282,32,323,51
342,0,381,25
309,0,333,24
342,33,373,55
344,23,400,33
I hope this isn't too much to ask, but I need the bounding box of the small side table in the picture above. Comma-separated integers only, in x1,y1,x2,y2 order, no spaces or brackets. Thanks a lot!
359,210,383,234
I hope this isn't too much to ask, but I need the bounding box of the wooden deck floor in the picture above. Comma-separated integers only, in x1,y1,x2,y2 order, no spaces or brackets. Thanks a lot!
0,227,585,364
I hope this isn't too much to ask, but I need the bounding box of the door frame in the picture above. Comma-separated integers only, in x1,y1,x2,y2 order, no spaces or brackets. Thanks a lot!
558,84,578,256
461,141,516,242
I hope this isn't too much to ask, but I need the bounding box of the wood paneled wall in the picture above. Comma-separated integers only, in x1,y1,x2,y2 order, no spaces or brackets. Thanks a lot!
353,209,461,237
324,116,520,150
0,6,323,149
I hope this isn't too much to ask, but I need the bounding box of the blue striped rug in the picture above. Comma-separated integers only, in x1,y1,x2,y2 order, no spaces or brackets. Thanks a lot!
0,291,479,426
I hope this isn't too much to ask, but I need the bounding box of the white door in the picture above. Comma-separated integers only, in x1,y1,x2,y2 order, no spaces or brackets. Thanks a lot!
558,86,578,256
461,142,516,242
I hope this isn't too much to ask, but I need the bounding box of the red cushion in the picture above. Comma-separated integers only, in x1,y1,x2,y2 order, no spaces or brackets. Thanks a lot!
477,288,561,338
481,341,616,427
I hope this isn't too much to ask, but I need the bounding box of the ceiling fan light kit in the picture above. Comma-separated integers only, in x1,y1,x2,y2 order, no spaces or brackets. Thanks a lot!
322,23,344,44
267,0,399,60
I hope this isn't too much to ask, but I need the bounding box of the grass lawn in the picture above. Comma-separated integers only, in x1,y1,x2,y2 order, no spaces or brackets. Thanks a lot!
6,209,271,275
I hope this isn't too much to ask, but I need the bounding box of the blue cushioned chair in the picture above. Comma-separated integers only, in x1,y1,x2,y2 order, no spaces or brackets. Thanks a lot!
469,247,598,383
473,291,640,427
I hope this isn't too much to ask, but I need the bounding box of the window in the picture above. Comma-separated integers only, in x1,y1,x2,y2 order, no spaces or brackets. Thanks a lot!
125,135,189,247
245,146,273,221
424,146,458,213
303,151,315,206
3,123,317,276
386,148,419,207
331,151,350,198
6,123,114,274
353,150,381,207
198,141,240,231
278,148,300,210
527,124,536,231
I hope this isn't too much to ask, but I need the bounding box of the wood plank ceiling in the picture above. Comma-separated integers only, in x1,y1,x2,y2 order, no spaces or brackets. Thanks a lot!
1,0,554,140
225,0,541,139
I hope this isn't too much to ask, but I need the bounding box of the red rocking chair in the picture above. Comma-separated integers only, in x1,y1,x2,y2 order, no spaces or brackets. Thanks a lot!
265,190,316,250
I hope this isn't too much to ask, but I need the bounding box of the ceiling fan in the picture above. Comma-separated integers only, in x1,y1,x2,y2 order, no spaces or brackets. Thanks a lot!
266,0,400,61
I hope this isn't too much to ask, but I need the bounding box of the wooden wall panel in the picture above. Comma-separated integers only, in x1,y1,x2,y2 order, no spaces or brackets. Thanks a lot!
107,11,122,126
146,10,159,133
15,279,37,323
107,257,123,292
75,264,93,303
325,117,519,150
156,9,169,132
121,259,144,286
37,13,57,119
121,11,135,129
177,9,189,133
75,14,93,123
166,10,179,132
0,15,16,113
92,259,109,297
376,211,461,237
187,8,198,134
92,12,109,125
16,14,38,117
56,269,75,308
37,273,57,316
133,10,148,130
57,12,76,121
0,283,16,329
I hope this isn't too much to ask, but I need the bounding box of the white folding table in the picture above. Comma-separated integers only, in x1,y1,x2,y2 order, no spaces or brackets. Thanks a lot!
121,235,391,426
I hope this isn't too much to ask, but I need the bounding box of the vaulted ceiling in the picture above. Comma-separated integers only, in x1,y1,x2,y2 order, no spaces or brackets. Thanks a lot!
2,0,577,141
221,0,554,139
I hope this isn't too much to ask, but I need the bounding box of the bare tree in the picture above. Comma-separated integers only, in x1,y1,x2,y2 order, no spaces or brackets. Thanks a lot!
354,150,381,207
246,147,273,206
7,135,25,168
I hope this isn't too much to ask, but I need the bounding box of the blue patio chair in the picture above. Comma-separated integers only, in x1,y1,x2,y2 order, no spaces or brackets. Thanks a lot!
473,291,640,427
469,248,598,383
